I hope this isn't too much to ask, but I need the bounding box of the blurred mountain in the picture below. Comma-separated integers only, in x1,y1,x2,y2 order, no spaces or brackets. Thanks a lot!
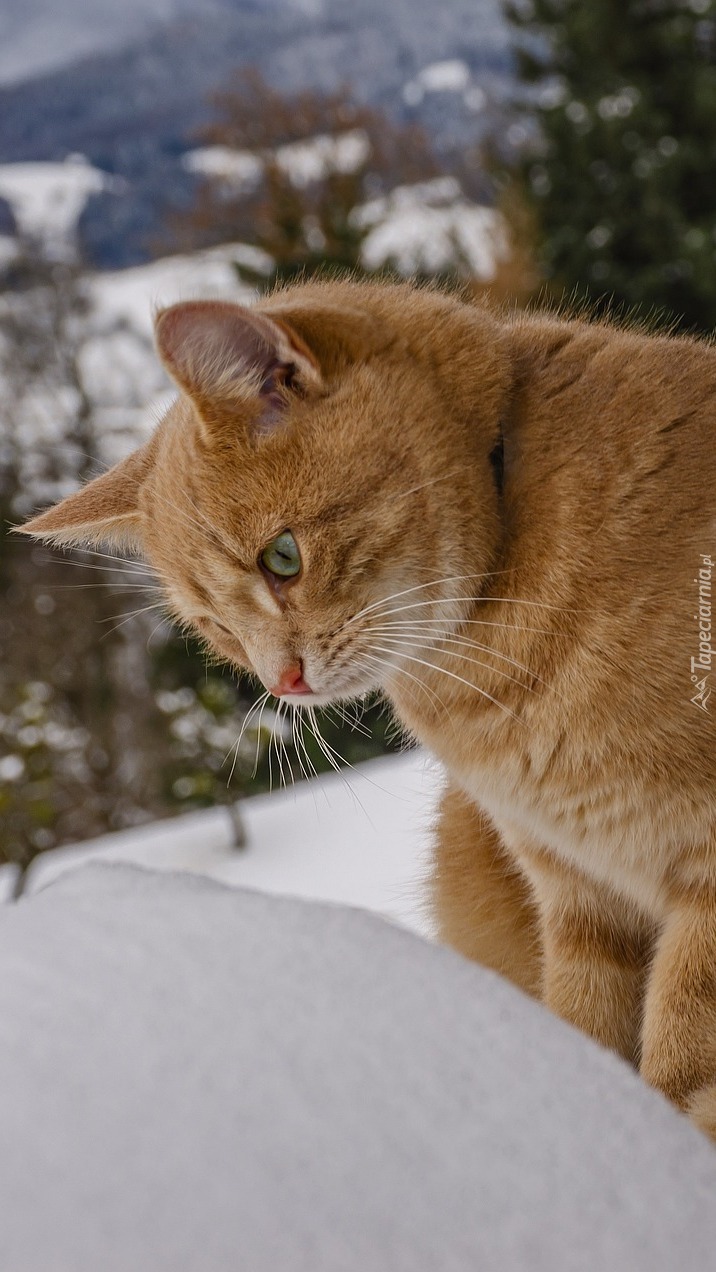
0,0,511,266
0,0,312,87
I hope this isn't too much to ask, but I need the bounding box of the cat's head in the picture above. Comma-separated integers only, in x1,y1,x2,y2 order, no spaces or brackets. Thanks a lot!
20,280,509,707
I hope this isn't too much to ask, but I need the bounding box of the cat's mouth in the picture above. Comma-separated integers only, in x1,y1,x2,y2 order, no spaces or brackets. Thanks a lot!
261,659,377,708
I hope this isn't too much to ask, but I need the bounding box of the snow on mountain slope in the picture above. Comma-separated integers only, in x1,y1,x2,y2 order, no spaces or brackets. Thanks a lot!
355,177,508,279
0,0,303,87
0,155,113,259
183,137,509,282
403,58,472,106
0,0,511,267
185,129,371,192
76,243,268,465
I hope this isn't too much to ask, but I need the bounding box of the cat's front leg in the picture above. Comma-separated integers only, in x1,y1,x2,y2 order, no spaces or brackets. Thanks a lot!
432,785,541,997
509,840,655,1065
640,878,716,1138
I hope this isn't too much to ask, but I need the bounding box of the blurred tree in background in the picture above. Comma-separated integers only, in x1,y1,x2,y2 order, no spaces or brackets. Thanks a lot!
172,70,442,283
0,245,259,872
506,0,716,331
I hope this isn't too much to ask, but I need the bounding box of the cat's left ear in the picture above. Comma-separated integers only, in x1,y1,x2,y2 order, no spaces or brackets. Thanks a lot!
16,445,151,549
154,300,323,440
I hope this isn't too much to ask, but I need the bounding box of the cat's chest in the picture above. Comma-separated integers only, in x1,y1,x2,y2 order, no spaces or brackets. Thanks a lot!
420,707,675,914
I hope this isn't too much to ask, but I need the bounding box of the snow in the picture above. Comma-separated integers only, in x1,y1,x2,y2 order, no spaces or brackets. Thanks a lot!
355,179,508,279
87,242,265,339
0,867,19,903
70,243,269,462
403,60,471,107
464,86,488,113
183,146,263,192
184,129,371,192
15,751,443,938
355,175,462,224
275,130,371,187
0,156,116,260
596,87,640,120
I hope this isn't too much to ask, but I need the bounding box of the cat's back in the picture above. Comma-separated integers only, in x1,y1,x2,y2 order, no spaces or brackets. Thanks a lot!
503,310,715,567
507,310,716,462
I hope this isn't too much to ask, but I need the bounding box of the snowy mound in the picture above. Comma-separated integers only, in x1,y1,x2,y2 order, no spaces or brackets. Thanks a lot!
17,751,442,938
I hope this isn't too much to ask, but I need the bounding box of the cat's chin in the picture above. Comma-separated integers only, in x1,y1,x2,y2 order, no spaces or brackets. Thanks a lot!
267,677,379,710
274,690,334,708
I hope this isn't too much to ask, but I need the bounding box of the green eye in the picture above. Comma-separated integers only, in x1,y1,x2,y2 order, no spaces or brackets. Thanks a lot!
260,530,301,579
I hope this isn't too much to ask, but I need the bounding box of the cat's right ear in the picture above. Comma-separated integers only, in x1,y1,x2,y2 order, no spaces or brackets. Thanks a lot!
154,301,323,441
15,445,151,550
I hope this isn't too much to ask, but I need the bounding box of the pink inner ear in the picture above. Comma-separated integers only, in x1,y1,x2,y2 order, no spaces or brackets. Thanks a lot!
155,301,284,398
252,361,298,439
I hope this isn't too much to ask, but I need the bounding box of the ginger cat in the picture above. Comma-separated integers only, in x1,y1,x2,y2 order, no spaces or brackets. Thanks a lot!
21,280,716,1137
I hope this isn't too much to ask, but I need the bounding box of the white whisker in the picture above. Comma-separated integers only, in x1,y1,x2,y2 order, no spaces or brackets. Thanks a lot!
306,706,375,824
146,616,170,649
373,634,538,695
368,643,528,726
391,469,463,503
343,572,513,630
227,690,270,785
50,581,163,593
358,651,450,720
291,706,310,784
98,601,167,639
252,694,271,781
368,627,551,689
48,559,158,579
362,595,574,624
366,616,557,636
273,701,290,790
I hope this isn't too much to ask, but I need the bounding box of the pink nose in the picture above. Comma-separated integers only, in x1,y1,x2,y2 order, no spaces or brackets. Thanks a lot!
270,662,312,697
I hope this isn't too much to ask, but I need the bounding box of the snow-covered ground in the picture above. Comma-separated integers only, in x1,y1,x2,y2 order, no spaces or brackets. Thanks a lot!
4,751,444,938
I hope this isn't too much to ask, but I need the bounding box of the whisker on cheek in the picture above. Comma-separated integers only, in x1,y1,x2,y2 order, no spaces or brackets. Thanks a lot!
368,631,547,694
359,594,578,625
366,644,529,727
342,571,515,630
357,650,451,722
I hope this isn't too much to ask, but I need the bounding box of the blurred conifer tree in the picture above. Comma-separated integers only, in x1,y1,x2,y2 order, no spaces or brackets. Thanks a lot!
506,0,716,330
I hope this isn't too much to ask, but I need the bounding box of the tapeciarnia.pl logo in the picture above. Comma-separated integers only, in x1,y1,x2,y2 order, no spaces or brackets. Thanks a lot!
691,553,713,713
